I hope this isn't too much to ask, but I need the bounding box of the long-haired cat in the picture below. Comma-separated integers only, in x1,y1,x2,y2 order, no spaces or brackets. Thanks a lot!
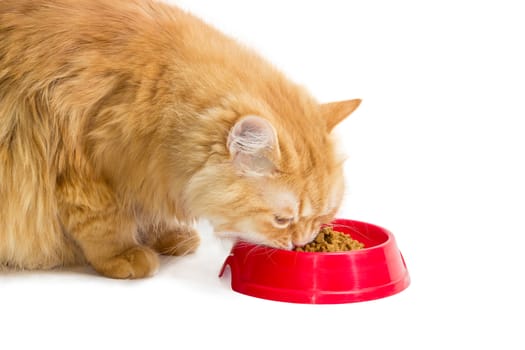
0,0,360,278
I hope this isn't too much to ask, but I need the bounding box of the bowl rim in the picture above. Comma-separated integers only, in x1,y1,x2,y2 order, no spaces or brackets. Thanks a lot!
232,218,393,256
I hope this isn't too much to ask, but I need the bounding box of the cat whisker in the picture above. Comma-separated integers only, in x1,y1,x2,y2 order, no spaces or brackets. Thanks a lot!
245,244,268,260
157,234,199,256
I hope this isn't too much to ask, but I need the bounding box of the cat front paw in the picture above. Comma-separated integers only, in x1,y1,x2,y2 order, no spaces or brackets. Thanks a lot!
92,246,159,279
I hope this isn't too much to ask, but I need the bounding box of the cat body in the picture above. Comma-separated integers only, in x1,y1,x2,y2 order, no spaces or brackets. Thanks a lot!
0,0,360,278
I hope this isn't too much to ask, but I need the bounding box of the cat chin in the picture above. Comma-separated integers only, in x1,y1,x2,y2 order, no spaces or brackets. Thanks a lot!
214,230,293,250
214,230,265,244
214,230,276,247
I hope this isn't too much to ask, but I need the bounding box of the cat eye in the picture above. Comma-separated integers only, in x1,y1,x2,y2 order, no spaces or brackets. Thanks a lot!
273,215,294,228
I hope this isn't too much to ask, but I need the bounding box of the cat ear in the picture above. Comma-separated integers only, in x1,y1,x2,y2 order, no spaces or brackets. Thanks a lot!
320,99,362,131
227,116,280,176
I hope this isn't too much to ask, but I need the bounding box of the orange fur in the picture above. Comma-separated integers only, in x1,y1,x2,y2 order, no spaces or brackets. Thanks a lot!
0,0,360,278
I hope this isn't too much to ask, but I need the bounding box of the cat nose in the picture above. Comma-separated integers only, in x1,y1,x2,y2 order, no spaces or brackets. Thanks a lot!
292,230,317,247
292,237,304,248
274,237,293,250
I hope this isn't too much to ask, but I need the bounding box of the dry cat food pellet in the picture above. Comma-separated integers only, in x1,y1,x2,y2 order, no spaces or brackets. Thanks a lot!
294,226,364,252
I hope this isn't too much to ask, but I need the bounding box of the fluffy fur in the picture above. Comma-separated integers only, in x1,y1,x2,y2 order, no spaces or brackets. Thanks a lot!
0,0,361,278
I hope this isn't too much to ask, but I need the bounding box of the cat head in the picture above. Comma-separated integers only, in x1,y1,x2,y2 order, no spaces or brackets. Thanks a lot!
185,97,361,249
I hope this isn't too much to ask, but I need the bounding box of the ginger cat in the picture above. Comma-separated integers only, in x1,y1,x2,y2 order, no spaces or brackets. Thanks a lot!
0,0,360,278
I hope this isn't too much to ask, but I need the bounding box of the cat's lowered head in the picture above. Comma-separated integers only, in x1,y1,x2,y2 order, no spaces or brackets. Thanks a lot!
0,0,360,278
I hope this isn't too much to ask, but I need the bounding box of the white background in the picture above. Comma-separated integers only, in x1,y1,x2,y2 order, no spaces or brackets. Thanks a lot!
2,1,524,349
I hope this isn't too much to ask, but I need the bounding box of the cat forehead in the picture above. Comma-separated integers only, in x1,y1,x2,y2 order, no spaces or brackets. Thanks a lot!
301,176,343,217
257,167,343,218
261,186,299,217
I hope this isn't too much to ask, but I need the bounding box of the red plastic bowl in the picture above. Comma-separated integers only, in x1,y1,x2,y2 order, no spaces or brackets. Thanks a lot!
219,219,410,304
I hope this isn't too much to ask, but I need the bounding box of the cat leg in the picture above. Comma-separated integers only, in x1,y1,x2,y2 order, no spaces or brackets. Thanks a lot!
148,223,200,256
58,177,159,279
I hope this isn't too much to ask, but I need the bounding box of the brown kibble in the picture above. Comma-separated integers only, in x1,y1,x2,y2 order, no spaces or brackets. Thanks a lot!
294,226,364,252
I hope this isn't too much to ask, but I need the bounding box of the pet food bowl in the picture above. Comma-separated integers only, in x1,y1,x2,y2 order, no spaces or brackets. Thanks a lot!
219,219,410,304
